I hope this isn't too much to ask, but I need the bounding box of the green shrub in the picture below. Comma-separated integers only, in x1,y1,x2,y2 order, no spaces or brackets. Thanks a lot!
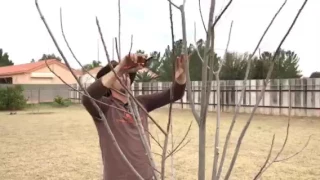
53,95,72,107
0,85,27,111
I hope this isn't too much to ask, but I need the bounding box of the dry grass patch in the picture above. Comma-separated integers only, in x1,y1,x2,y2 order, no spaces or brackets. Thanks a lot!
0,105,319,180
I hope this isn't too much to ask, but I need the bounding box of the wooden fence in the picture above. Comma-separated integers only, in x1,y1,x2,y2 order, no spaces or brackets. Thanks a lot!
128,78,320,117
1,78,319,117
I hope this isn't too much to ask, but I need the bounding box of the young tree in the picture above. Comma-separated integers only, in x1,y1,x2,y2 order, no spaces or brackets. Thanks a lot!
34,0,312,179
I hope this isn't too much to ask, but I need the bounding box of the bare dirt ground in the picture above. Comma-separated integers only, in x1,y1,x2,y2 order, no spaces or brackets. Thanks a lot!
0,105,319,180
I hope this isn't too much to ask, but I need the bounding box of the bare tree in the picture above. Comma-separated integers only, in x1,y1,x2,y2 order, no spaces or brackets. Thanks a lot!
35,0,312,179
170,0,311,180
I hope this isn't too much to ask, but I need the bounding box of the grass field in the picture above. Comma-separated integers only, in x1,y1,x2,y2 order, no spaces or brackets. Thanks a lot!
0,104,319,180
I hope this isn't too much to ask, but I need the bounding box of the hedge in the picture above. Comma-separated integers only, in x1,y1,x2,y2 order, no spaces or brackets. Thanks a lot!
0,85,27,110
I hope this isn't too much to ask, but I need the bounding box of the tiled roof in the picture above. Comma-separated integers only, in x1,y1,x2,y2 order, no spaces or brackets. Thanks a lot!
0,59,80,76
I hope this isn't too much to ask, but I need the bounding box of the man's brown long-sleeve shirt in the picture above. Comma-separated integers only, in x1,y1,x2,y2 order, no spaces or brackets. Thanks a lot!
81,79,186,180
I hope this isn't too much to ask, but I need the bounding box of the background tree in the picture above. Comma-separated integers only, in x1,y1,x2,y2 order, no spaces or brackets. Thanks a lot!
250,49,302,79
38,53,62,61
82,60,102,71
156,39,193,81
147,51,162,74
310,71,320,78
135,71,158,82
273,49,302,78
219,52,247,80
189,39,220,81
134,51,162,82
136,49,146,55
0,48,14,67
249,52,271,79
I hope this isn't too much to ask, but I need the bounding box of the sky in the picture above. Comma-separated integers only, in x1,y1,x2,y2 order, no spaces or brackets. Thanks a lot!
0,0,319,77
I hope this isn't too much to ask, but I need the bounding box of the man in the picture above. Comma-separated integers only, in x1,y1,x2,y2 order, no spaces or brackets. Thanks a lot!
81,53,187,180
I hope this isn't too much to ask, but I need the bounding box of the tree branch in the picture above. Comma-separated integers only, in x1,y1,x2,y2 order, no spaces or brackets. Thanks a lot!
198,1,216,179
258,92,312,177
128,96,159,179
118,0,121,58
114,37,121,61
160,1,177,179
35,1,143,178
217,1,288,178
253,134,276,180
96,16,167,136
224,1,309,179
274,135,312,162
167,0,180,9
177,3,201,124
165,121,193,160
198,0,207,33
210,20,233,180
212,0,233,27
193,22,206,65
60,8,95,80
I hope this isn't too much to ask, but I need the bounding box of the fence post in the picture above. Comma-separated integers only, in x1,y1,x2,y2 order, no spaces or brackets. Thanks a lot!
30,89,33,104
38,88,41,104
279,80,282,115
289,82,292,114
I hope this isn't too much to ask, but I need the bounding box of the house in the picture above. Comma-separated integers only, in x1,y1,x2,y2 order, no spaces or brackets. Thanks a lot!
0,59,82,84
80,66,102,86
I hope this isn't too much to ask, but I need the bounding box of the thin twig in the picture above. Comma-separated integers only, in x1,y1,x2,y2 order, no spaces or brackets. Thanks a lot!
167,0,180,9
118,0,121,58
166,139,191,159
165,121,193,160
178,1,201,124
224,1,309,179
274,135,312,162
253,134,276,180
257,88,292,177
211,21,233,180
193,22,206,65
59,8,95,79
198,0,207,33
128,35,133,55
169,2,176,179
161,2,176,178
114,37,121,62
215,20,233,74
270,85,311,165
112,38,115,60
212,0,233,27
217,1,288,178
148,129,164,150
